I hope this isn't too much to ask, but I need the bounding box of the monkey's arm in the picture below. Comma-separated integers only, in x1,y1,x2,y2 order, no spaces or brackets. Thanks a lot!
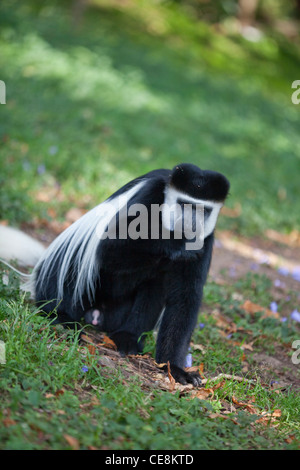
155,233,214,386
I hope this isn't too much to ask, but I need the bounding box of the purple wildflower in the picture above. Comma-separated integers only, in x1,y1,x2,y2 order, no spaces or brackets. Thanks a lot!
274,279,284,288
48,145,58,155
198,323,205,329
229,267,236,278
270,380,279,386
292,267,300,282
258,255,270,265
81,366,89,372
270,301,278,313
290,309,300,323
37,163,46,175
277,267,289,276
280,317,287,322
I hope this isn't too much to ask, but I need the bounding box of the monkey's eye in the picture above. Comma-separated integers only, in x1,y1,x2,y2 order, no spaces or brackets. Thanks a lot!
204,207,212,219
177,199,199,212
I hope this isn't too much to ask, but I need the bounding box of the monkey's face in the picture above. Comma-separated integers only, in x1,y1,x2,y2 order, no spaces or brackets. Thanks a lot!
162,185,223,250
161,164,230,247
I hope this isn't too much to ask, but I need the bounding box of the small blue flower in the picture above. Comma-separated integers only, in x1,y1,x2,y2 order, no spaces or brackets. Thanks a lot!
258,255,270,265
290,309,300,323
270,301,278,313
37,163,46,175
48,145,58,155
292,267,300,282
280,317,287,322
229,267,236,278
278,267,289,276
81,366,89,372
198,323,205,329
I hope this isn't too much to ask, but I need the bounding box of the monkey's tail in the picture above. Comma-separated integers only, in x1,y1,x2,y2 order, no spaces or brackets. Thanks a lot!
0,225,46,295
0,225,46,267
0,259,32,277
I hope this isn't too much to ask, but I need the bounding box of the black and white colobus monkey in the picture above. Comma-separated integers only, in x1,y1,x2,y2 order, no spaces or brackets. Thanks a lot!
32,163,230,385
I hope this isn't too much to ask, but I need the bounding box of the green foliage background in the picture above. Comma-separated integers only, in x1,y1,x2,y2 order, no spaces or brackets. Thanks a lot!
0,0,299,235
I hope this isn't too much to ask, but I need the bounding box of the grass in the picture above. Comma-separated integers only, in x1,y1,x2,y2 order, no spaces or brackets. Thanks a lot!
0,0,300,234
0,0,300,450
0,270,299,450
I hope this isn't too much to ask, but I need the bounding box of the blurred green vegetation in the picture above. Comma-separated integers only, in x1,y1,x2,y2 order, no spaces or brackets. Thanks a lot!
0,0,299,235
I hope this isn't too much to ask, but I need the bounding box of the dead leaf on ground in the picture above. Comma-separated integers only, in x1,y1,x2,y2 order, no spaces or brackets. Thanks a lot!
99,335,117,350
65,208,87,223
232,396,257,414
191,343,207,354
221,203,242,218
87,343,96,356
167,361,176,392
256,409,282,427
64,434,80,450
192,388,215,400
2,417,17,427
242,300,280,320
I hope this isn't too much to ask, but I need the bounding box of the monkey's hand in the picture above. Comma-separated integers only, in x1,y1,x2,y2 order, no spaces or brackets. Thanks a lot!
162,363,202,387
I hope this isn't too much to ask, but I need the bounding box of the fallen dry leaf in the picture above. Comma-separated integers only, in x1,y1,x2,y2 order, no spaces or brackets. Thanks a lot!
100,335,117,350
193,388,215,400
65,208,87,223
2,417,17,427
232,396,257,414
242,300,280,320
64,434,80,450
191,343,207,354
221,203,242,218
256,409,282,426
285,434,296,444
167,361,176,392
87,343,96,356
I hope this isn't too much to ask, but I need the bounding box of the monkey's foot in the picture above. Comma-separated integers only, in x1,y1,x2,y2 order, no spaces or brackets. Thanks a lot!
163,363,202,387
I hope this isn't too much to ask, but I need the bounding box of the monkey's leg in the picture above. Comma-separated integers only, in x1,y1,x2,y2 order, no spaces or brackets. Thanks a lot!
155,235,214,386
109,279,165,356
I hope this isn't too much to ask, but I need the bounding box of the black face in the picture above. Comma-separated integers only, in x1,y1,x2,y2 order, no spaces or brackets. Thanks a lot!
170,163,230,202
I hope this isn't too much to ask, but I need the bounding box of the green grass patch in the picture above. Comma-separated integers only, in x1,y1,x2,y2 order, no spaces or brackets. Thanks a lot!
0,270,299,449
0,0,299,234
